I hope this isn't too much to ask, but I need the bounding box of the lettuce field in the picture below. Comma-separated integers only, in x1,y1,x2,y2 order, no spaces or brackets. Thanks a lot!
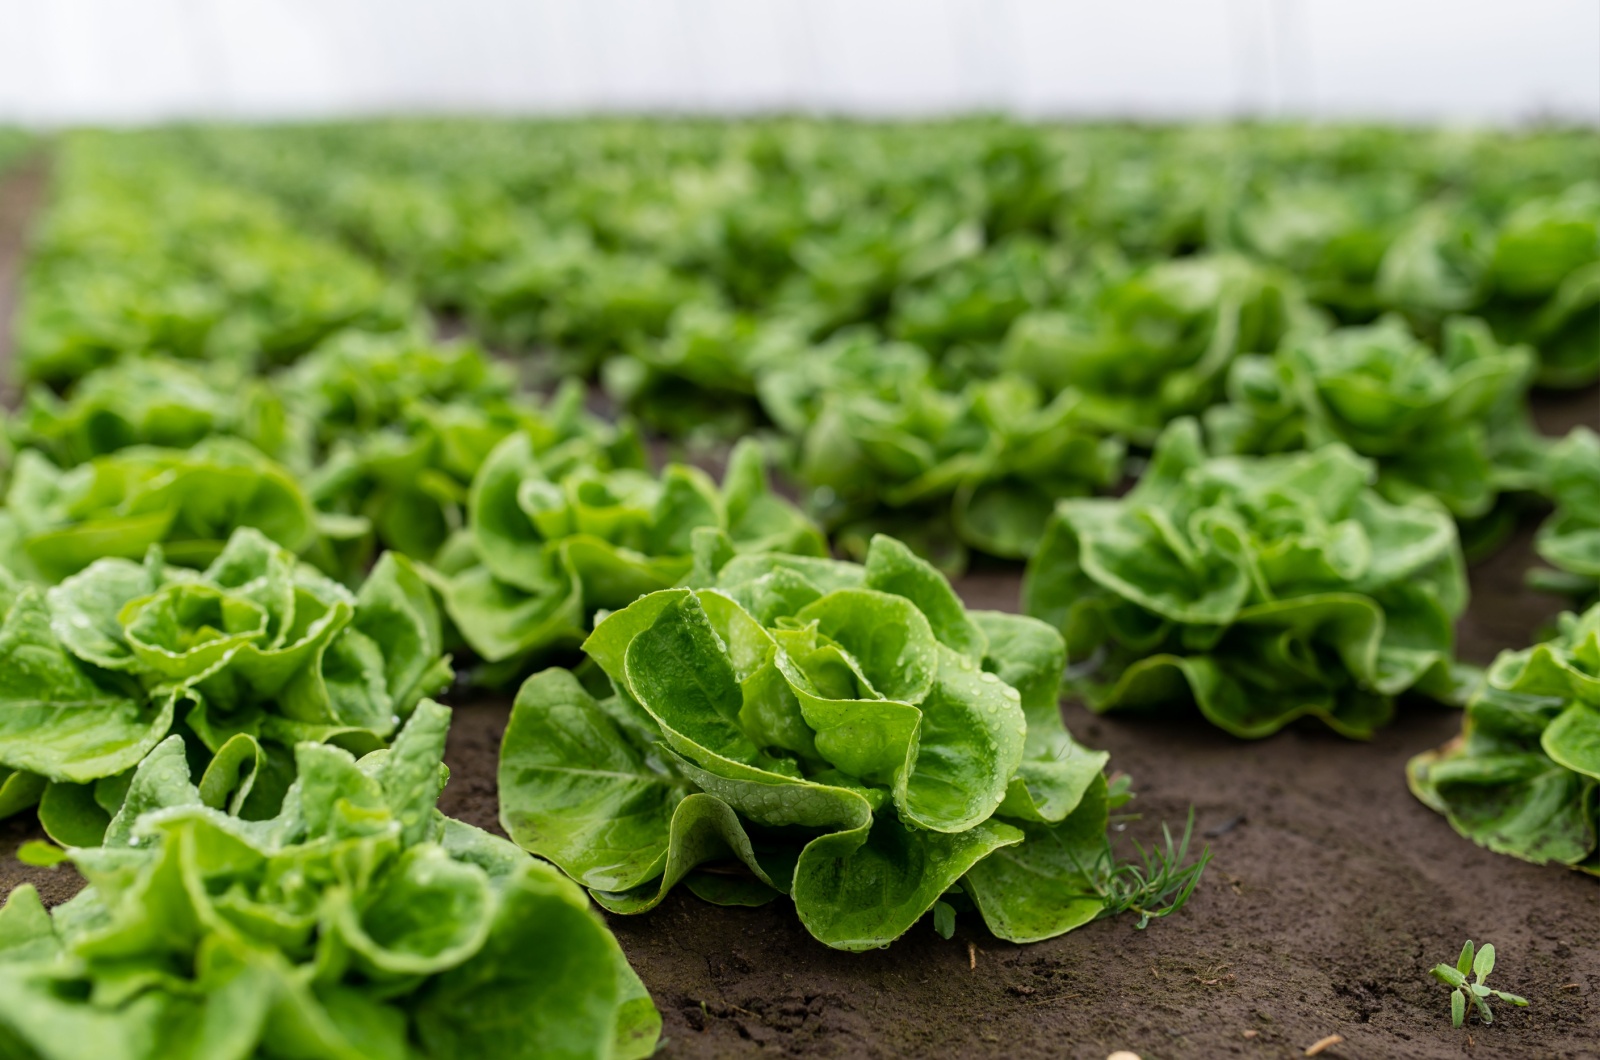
0,120,1596,1059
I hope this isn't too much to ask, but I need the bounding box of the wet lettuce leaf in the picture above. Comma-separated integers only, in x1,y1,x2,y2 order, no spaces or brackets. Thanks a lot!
428,437,823,675
1408,602,1600,874
0,701,660,1060
0,527,451,839
498,532,1115,950
1023,418,1469,738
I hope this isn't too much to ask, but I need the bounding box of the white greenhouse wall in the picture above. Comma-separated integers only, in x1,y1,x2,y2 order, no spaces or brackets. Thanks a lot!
0,0,1595,126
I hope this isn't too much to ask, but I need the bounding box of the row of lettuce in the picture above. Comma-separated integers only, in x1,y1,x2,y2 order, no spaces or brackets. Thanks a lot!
19,123,1600,575
0,131,1174,1057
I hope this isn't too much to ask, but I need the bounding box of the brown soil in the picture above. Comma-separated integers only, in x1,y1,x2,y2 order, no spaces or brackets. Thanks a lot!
0,150,49,398
2,155,1598,1060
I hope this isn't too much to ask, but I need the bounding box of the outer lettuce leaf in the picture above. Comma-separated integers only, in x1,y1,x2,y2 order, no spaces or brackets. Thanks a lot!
0,703,660,1060
1024,418,1467,738
500,533,1118,950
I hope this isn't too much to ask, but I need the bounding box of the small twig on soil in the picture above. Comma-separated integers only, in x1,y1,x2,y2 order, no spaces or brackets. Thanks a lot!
1242,1029,1258,1039
1303,1033,1343,1056
967,941,977,970
1560,983,1579,991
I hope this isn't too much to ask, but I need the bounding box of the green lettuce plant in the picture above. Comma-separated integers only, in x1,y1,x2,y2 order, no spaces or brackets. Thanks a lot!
1002,254,1302,444
1483,183,1600,388
1023,418,1468,738
0,439,321,585
1529,427,1600,602
1408,602,1600,874
498,532,1157,951
1205,315,1541,525
0,526,451,845
6,358,297,472
0,702,660,1060
794,374,1125,570
427,437,823,676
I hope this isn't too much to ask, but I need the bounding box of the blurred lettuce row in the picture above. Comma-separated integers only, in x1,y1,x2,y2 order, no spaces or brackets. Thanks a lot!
14,133,413,388
1,328,642,584
1203,315,1546,555
1409,602,1600,875
1022,419,1470,739
0,527,450,847
0,702,660,1060
425,437,824,684
498,534,1123,951
178,120,1600,393
1529,427,1600,604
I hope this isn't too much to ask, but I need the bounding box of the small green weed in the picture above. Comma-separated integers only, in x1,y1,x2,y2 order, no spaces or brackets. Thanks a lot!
1430,940,1529,1027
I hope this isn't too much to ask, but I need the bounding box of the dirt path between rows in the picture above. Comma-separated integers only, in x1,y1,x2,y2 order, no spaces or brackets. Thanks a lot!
0,151,49,401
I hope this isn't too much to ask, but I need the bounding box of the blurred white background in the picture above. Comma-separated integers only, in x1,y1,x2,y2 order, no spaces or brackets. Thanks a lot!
0,0,1595,126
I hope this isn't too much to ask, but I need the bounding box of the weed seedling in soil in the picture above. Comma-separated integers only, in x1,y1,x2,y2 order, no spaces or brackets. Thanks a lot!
1074,808,1213,929
1430,941,1528,1027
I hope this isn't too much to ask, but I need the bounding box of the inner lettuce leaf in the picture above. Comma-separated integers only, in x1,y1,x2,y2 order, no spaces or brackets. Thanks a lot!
1023,417,1470,738
0,701,660,1060
0,527,452,842
499,533,1118,951
1408,602,1600,875
427,436,825,677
